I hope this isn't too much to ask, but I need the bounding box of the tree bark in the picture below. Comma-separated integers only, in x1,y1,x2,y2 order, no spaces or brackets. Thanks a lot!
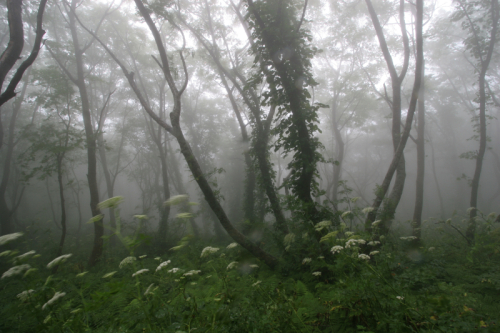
465,0,498,241
412,62,425,242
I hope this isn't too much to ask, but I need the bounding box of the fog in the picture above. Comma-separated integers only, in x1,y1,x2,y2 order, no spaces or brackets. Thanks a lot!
0,0,498,262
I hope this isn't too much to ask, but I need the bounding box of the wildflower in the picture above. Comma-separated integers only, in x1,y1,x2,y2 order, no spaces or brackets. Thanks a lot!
76,271,88,277
284,233,295,244
119,256,136,268
396,296,404,300
191,282,197,285
133,215,148,220
2,264,31,279
345,239,366,248
154,257,161,261
369,251,379,256
252,280,262,287
372,220,381,227
87,214,103,224
42,291,66,310
400,236,417,241
249,264,259,268
164,194,188,206
183,270,201,276
466,207,476,214
315,220,331,231
227,261,238,270
358,254,370,260
331,245,344,254
362,207,374,214
318,255,324,259
132,269,149,277
368,241,380,246
0,232,23,246
46,254,72,269
312,271,322,276
156,260,171,272
226,242,238,249
341,211,352,219
176,212,193,219
17,290,34,301
428,247,435,251
168,268,180,273
302,258,312,264
345,231,354,237
103,271,117,278
200,246,219,258
15,250,36,261
139,255,147,259
144,283,155,295
97,196,124,210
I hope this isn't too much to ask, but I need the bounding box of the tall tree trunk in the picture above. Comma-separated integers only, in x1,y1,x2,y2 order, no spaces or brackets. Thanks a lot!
412,62,425,242
466,0,498,241
52,156,66,274
331,104,344,211
0,68,30,235
66,1,102,267
365,0,424,233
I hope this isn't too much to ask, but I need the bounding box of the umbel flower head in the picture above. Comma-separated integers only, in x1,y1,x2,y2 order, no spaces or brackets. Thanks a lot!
42,291,66,310
2,264,31,279
331,245,344,254
226,261,238,270
226,242,238,249
17,290,35,302
164,194,188,206
47,254,72,269
97,196,124,210
358,254,370,260
0,232,23,246
132,269,149,277
156,260,171,272
200,246,219,258
183,270,201,276
119,256,136,269
15,250,36,262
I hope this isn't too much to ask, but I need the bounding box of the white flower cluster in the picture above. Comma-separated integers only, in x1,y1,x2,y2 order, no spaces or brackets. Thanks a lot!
249,264,259,268
183,270,201,276
226,261,238,270
331,245,344,254
368,241,380,246
97,196,124,210
312,271,322,276
400,236,417,241
168,268,180,273
315,220,331,231
362,207,374,214
369,251,379,256
358,254,370,260
252,280,262,287
15,250,36,262
226,242,238,249
139,255,147,259
396,296,404,300
345,232,354,237
144,283,155,295
372,220,381,227
200,246,219,258
341,211,352,219
164,194,188,206
132,269,149,277
17,289,34,301
2,264,31,279
156,260,171,272
0,232,23,246
102,271,117,278
47,254,72,269
119,256,137,269
42,291,66,310
345,239,366,248
302,258,312,264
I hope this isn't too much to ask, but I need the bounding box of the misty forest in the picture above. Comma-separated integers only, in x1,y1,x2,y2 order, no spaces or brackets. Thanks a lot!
1,0,500,331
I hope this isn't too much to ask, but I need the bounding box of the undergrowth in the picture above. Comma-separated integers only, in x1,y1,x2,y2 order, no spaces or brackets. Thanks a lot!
1,201,499,332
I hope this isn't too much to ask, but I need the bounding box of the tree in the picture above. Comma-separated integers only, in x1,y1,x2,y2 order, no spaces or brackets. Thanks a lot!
453,0,499,241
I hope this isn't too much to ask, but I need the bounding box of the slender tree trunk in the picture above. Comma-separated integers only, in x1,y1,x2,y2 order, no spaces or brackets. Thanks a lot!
466,0,498,241
66,1,102,267
412,63,425,242
52,156,66,274
97,132,117,247
428,134,446,218
331,104,344,211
